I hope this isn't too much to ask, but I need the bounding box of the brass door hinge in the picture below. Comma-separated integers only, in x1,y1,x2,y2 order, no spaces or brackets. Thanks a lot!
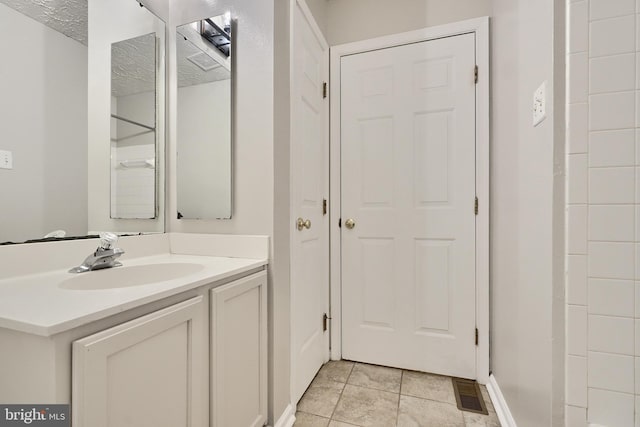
323,313,331,332
474,65,478,84
323,82,328,99
474,197,478,215
323,199,327,215
475,328,479,346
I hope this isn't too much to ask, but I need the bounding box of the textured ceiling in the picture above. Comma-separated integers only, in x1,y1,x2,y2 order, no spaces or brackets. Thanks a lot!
0,0,88,44
177,25,230,88
111,33,156,98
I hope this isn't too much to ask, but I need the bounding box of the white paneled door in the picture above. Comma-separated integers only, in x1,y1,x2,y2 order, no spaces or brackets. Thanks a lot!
341,33,477,379
290,1,330,404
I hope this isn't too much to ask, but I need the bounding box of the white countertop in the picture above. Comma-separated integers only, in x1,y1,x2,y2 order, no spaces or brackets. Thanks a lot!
0,253,267,337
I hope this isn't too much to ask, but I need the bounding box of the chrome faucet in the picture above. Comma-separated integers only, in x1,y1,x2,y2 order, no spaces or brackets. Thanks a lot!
69,233,125,273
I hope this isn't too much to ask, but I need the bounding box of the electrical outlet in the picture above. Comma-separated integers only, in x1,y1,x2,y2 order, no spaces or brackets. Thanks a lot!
533,81,547,127
0,150,12,170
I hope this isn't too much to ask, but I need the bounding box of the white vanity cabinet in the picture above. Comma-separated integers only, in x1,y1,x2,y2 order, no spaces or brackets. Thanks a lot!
67,269,267,427
72,296,208,427
0,234,270,427
210,272,267,427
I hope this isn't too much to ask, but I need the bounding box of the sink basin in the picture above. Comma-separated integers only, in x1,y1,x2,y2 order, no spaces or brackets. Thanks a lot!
59,263,205,290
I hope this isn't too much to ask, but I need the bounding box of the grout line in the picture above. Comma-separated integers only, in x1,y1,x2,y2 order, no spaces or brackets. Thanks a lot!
328,384,345,422
588,13,637,24
327,362,354,422
585,385,636,395
587,165,638,169
295,411,331,423
396,370,403,427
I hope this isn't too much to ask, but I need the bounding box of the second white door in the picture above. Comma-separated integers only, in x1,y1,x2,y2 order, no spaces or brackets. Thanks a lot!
290,1,330,404
341,33,477,379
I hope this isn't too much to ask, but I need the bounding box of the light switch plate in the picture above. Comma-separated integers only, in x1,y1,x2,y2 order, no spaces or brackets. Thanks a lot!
0,150,12,170
533,81,547,127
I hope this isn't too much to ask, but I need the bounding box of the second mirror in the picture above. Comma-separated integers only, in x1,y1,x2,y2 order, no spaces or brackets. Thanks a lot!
176,14,233,220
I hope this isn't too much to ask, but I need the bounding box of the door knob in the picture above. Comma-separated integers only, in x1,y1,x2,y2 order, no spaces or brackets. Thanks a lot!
297,217,311,231
344,218,356,229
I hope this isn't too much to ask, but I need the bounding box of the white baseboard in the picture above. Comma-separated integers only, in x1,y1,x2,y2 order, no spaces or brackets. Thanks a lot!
272,404,296,427
487,374,517,427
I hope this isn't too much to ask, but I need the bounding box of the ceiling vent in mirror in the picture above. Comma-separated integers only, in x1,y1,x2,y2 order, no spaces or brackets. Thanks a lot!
200,18,231,57
186,52,221,72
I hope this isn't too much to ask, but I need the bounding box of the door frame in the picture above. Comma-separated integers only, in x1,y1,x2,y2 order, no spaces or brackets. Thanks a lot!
329,17,490,384
289,0,330,405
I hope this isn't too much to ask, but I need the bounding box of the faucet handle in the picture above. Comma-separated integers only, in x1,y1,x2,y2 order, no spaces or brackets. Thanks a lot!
98,232,119,250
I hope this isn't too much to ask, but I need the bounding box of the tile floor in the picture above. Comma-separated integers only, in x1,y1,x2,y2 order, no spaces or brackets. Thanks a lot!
294,360,501,427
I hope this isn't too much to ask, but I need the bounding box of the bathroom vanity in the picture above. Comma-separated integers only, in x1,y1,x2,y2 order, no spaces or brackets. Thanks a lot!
0,233,268,427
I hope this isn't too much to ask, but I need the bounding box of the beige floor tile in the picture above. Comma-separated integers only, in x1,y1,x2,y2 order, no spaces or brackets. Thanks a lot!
332,384,399,427
312,376,348,390
294,412,330,427
401,370,457,405
297,380,345,418
462,411,501,427
397,395,465,427
347,363,402,393
328,421,362,427
316,360,355,383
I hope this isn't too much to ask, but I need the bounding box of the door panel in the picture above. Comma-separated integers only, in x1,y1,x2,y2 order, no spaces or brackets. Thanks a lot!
291,3,329,403
341,33,477,378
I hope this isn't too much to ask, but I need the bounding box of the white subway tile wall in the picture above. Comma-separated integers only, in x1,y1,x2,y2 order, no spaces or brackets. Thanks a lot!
566,0,640,425
588,388,635,426
589,130,636,167
569,255,589,305
569,104,589,154
568,355,589,407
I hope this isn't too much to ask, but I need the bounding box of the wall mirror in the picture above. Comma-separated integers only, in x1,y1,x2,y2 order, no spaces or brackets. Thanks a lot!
176,14,233,220
0,0,165,244
110,33,158,219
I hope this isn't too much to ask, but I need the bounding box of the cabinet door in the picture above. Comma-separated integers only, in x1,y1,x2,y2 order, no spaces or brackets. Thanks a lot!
72,296,206,427
211,271,267,427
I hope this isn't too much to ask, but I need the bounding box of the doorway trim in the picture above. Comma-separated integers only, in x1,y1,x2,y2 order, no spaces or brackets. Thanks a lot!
329,17,490,384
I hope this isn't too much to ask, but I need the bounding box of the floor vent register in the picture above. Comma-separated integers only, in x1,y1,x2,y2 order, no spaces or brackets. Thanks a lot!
452,377,489,415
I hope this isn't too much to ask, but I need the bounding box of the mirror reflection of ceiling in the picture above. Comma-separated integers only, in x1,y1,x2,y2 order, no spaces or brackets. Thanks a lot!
177,28,230,88
0,0,87,44
111,34,156,97
0,0,154,98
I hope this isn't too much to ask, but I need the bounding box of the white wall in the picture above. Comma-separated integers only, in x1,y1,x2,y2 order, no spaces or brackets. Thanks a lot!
0,3,88,243
177,80,231,219
273,0,293,425
565,1,640,425
166,0,285,423
305,0,328,37
88,0,165,234
168,3,273,237
326,0,491,46
490,0,566,426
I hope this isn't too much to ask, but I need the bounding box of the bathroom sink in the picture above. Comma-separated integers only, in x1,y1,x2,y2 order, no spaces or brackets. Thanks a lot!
59,263,205,290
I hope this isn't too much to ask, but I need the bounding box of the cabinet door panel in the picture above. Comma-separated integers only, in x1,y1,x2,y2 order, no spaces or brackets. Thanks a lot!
211,272,267,427
72,296,206,427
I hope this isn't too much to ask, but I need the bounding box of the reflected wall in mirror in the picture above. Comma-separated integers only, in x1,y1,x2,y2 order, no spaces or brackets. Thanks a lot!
110,33,158,219
89,0,165,234
0,0,88,244
0,0,165,244
176,14,232,220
